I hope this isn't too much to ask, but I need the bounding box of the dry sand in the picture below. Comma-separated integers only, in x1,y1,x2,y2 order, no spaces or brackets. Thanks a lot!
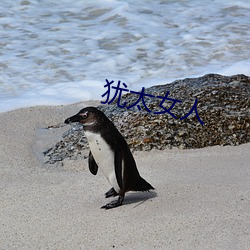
0,102,249,249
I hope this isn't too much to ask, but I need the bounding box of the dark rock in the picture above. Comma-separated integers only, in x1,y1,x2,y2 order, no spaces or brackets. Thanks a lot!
43,74,250,164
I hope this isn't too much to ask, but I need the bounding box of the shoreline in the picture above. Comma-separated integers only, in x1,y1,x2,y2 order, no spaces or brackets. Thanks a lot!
0,103,249,249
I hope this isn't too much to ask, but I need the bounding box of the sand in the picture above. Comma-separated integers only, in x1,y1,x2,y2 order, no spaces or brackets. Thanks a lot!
0,102,249,250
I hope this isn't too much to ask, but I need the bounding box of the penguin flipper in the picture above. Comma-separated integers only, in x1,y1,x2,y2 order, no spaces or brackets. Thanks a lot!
114,146,124,190
88,151,98,175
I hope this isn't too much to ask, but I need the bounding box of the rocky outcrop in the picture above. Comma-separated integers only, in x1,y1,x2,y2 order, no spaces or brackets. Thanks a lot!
44,74,250,164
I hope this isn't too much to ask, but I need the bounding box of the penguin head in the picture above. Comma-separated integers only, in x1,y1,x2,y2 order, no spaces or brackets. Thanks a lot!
65,107,109,130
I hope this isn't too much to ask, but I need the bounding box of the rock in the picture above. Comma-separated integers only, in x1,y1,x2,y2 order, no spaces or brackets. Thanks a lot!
43,74,250,164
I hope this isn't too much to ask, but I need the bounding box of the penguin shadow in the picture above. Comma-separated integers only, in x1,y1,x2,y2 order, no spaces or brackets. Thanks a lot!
122,190,157,208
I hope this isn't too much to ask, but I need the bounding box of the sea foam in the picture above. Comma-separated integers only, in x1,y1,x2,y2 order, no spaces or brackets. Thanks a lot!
0,0,249,112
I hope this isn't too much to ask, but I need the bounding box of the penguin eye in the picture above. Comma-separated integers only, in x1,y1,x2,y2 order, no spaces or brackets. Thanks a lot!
79,112,88,119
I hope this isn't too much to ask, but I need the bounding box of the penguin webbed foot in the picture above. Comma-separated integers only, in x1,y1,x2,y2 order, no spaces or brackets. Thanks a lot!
101,196,124,209
105,187,118,198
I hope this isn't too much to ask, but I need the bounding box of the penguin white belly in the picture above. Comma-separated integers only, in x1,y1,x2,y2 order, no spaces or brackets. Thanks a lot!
85,131,120,193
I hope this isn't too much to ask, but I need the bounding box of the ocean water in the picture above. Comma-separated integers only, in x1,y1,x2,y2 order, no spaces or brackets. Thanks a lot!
0,0,249,112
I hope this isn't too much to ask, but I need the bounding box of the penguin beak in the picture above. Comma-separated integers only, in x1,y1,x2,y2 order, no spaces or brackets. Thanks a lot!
64,114,81,124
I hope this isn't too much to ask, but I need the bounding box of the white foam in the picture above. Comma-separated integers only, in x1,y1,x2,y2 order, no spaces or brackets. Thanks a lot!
218,60,250,76
0,0,249,112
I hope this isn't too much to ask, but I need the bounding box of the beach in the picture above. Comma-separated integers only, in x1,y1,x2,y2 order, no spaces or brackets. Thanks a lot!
0,102,249,249
1,1,250,248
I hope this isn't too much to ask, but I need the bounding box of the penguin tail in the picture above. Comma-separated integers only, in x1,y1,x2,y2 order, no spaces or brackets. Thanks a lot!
131,176,154,192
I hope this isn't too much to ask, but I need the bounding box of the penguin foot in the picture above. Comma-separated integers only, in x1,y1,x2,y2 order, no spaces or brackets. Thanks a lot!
105,187,118,198
101,196,124,209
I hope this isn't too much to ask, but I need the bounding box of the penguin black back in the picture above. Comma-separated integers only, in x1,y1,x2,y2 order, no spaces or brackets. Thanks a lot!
65,107,154,209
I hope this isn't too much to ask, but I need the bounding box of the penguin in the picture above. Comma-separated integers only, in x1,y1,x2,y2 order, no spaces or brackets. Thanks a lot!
65,107,154,209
